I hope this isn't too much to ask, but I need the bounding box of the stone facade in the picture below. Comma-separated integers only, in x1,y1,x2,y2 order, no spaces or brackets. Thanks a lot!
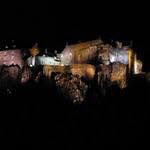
61,39,103,64
0,50,23,67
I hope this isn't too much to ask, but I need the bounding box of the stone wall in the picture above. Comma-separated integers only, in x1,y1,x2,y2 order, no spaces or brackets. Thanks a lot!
0,50,23,67
61,39,103,64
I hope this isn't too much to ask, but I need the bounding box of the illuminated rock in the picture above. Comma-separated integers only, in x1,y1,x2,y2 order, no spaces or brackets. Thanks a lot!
110,62,127,89
21,66,32,84
43,64,95,80
54,73,88,104
97,62,127,90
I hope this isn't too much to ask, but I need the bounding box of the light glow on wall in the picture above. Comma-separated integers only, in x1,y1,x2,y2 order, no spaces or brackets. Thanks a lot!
0,49,23,67
109,48,129,64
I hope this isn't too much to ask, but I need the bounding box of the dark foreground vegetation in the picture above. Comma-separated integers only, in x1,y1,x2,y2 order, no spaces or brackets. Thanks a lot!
0,65,149,149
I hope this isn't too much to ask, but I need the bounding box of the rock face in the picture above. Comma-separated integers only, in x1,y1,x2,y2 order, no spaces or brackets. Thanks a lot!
43,64,96,80
111,62,127,88
21,66,32,84
0,65,89,104
97,62,127,90
0,65,21,89
54,73,88,104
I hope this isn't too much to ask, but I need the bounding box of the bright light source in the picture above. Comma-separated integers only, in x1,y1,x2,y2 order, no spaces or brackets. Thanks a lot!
134,54,143,74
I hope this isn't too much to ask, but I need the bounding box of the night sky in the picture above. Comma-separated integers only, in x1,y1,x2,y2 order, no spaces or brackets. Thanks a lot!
0,2,149,70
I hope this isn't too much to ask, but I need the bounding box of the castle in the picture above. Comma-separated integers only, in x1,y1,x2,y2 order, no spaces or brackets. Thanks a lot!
0,39,143,90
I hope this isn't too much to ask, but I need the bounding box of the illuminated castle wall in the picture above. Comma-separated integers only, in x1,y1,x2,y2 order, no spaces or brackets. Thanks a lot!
61,39,103,64
0,49,23,67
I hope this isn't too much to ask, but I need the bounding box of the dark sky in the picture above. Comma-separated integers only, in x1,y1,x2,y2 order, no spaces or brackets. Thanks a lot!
0,2,149,69
0,2,149,40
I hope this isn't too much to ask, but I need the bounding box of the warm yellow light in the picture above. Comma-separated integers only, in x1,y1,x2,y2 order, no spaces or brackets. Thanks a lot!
134,54,137,74
134,54,142,74
128,49,132,73
29,48,39,57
